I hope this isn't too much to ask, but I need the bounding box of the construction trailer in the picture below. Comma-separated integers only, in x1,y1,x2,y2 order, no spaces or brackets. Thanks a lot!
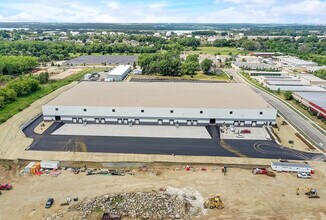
40,160,60,169
271,162,314,173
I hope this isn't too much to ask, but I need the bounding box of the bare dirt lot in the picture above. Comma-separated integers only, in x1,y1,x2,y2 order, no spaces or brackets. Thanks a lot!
49,68,82,80
273,116,319,153
1,161,325,220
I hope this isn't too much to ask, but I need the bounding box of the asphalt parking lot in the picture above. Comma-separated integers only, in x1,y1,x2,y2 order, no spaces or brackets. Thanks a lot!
23,116,322,160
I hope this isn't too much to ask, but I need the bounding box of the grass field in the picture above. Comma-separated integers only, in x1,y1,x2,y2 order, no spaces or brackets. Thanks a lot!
186,47,247,55
130,70,230,81
181,71,229,80
0,68,102,124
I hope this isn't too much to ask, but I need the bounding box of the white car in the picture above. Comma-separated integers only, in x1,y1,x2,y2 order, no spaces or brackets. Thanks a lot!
297,172,312,179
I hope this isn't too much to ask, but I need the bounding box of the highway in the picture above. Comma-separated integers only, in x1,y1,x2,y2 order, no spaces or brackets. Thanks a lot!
224,69,326,150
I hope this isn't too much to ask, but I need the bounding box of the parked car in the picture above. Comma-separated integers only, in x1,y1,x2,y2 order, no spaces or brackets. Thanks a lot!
45,198,54,208
0,184,12,190
252,168,268,175
297,172,312,179
241,129,251,134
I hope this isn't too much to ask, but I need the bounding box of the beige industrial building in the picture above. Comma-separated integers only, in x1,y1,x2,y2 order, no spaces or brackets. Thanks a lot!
42,82,277,126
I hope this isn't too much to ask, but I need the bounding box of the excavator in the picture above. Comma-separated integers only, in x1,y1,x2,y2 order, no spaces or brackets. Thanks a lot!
203,194,225,209
296,187,320,198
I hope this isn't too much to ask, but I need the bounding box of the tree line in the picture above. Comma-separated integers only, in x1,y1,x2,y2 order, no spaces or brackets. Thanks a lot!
0,56,38,75
0,72,49,109
138,52,214,76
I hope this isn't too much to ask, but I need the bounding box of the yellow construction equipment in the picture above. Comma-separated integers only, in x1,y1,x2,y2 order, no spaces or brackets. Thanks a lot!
296,187,320,198
203,194,225,209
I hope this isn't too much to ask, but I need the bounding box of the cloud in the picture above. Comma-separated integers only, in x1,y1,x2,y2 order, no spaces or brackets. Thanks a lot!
107,1,119,10
148,2,168,10
0,0,325,23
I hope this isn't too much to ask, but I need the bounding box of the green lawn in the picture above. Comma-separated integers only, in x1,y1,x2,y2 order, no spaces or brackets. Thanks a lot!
181,71,229,81
0,68,100,124
131,71,230,81
186,47,247,55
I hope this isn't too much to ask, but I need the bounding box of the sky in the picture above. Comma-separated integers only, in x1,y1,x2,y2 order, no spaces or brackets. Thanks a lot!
0,0,325,24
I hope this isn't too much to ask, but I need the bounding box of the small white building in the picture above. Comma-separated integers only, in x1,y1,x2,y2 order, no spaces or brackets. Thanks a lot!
40,160,60,169
271,162,313,173
107,65,131,81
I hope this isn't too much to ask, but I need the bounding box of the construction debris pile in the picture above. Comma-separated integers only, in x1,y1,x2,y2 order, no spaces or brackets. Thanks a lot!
74,190,203,219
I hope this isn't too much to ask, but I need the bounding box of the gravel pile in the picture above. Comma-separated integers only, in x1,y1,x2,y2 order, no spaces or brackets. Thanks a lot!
75,191,198,219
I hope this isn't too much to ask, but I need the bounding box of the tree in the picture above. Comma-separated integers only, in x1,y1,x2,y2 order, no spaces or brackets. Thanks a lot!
0,96,4,108
200,59,213,74
277,88,281,94
284,91,293,100
38,72,49,84
0,88,17,104
181,61,199,75
185,54,199,63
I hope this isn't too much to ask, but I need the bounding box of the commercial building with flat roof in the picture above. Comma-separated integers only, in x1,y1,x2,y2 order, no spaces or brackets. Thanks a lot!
300,74,326,86
256,75,326,92
277,56,317,67
248,71,287,77
107,65,131,81
233,62,277,70
42,82,277,126
293,92,326,119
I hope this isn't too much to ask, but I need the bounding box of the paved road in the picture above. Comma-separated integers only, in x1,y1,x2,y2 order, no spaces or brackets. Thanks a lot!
224,69,326,150
22,116,323,160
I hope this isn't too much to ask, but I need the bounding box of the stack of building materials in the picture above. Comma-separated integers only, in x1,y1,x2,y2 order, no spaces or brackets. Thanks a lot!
24,162,41,174
40,160,60,169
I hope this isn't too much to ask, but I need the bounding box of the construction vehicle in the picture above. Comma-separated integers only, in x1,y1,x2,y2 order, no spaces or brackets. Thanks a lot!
203,194,225,209
296,187,320,198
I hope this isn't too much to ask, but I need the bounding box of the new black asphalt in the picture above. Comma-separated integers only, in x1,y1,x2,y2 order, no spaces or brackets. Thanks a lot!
23,115,323,160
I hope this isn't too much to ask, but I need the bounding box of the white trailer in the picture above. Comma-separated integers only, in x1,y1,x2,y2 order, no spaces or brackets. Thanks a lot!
40,160,60,169
271,162,313,173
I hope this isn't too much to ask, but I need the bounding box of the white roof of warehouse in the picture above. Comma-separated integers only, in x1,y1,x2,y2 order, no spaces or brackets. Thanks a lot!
278,56,316,66
108,65,131,76
300,74,326,83
266,80,310,86
45,82,274,109
293,92,326,109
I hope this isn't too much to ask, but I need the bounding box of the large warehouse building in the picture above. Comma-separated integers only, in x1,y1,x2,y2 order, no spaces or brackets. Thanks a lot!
42,82,277,126
292,92,326,119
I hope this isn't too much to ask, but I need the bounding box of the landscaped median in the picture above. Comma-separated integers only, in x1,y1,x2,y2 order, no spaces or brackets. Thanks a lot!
0,68,98,124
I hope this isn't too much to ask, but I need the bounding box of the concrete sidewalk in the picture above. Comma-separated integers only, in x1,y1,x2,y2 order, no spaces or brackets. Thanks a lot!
52,124,211,139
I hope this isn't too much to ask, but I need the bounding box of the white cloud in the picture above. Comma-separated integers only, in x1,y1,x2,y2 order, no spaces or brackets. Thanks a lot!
0,0,325,23
107,1,119,10
148,2,168,10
